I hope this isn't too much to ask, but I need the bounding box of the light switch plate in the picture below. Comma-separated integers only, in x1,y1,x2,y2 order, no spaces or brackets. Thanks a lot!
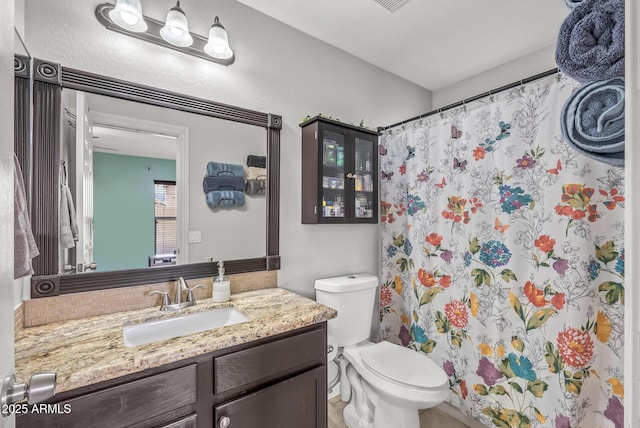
189,231,202,243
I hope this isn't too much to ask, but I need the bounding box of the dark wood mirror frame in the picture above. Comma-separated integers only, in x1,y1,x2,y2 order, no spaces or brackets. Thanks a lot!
14,55,281,298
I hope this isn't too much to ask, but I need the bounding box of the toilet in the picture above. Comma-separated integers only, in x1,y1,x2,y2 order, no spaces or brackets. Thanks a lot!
315,274,449,428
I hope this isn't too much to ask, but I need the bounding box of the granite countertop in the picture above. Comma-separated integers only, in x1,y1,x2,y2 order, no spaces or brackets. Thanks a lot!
15,288,336,394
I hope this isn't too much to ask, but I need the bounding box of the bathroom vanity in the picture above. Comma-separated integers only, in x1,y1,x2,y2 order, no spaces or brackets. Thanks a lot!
14,289,335,428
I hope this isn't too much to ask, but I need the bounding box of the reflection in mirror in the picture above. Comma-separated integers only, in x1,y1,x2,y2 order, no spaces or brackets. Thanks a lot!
14,28,30,58
59,89,267,275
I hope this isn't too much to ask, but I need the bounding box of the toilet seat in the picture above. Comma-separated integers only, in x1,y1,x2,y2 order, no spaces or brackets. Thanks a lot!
360,341,448,390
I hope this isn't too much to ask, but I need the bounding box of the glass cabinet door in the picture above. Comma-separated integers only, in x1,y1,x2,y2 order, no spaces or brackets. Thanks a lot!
353,136,375,219
321,130,345,219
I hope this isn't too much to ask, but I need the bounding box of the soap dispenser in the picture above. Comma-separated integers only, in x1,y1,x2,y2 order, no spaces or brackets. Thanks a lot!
213,260,231,302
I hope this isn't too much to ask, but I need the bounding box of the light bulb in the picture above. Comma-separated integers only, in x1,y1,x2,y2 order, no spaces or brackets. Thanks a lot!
121,11,138,25
204,17,233,60
160,1,193,47
109,0,147,33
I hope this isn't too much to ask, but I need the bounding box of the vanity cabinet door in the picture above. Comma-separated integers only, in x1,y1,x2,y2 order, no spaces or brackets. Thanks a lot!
214,366,326,428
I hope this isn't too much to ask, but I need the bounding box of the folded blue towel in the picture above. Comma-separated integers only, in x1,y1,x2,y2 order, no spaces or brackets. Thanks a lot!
247,155,266,168
560,78,625,166
206,190,246,208
206,162,244,178
245,179,266,195
564,0,582,8
556,0,625,83
203,176,245,193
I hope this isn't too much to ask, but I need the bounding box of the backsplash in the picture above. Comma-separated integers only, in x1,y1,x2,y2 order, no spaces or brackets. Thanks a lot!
22,270,277,327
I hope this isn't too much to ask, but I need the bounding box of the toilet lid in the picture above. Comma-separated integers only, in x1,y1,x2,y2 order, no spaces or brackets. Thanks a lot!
361,341,448,390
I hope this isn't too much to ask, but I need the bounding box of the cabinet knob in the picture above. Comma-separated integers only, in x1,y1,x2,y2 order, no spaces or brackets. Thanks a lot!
218,416,231,427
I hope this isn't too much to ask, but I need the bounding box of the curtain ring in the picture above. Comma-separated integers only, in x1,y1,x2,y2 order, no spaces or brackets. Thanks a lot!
438,108,444,119
519,79,525,94
489,89,494,103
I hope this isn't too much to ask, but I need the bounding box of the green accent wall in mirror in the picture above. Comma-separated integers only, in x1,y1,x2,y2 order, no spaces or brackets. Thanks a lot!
93,153,176,271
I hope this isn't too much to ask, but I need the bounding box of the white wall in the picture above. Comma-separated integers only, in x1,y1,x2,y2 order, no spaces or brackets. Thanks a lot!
15,0,25,50
1,0,16,426
432,45,557,109
23,0,432,298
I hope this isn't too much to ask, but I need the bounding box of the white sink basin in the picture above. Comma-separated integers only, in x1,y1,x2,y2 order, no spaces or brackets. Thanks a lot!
123,307,250,347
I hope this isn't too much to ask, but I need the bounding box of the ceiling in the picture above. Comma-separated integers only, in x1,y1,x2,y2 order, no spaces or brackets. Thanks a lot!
92,125,177,160
234,0,569,91
64,92,177,160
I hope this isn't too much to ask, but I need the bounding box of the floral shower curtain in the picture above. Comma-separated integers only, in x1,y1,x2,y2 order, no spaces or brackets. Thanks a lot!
379,74,625,428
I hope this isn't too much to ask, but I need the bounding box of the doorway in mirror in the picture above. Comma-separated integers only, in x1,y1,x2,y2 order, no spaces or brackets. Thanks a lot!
60,89,189,273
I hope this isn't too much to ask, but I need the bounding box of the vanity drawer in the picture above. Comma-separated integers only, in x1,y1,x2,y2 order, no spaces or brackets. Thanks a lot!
17,364,197,428
214,328,326,394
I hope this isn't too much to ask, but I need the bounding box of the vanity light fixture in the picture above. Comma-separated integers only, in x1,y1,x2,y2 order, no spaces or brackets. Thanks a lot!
95,2,234,65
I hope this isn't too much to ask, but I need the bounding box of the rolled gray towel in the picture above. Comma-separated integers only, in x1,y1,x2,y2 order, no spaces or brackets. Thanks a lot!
560,78,625,167
206,190,246,208
245,179,266,195
247,155,266,168
564,0,582,9
556,0,624,83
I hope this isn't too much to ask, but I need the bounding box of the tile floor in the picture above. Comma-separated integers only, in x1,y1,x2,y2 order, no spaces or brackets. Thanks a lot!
328,396,472,428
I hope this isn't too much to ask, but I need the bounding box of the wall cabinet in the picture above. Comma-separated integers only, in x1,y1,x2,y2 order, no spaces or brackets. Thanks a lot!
301,116,379,224
16,324,327,428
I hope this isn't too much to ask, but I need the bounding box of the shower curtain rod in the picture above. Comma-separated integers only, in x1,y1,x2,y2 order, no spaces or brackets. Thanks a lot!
379,68,559,131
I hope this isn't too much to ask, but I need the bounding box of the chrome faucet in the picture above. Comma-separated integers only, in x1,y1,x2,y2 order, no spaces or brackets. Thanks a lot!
174,277,187,304
149,277,205,311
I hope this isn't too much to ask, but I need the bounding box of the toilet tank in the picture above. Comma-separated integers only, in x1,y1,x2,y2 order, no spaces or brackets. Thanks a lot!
314,274,378,347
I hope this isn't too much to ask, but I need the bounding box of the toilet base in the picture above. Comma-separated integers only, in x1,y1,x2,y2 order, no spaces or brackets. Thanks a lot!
342,394,421,428
342,367,421,428
370,397,420,428
343,400,372,428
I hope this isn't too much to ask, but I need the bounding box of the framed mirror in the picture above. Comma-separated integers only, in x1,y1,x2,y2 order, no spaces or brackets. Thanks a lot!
17,58,281,298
